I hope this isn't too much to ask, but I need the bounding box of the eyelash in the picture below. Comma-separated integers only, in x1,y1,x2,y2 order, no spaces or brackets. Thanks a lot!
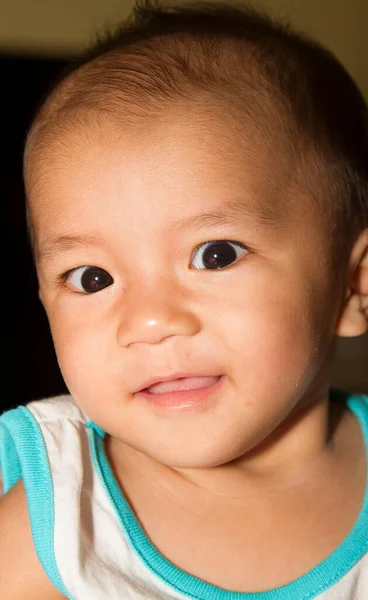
58,239,249,293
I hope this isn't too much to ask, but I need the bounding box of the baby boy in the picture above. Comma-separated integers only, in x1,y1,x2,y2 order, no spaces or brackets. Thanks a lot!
0,1,368,598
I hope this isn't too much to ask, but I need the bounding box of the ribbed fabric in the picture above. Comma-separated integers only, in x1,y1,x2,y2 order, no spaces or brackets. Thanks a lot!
0,404,73,598
0,389,368,599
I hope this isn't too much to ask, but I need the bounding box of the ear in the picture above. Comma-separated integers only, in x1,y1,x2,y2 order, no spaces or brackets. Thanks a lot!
335,229,368,337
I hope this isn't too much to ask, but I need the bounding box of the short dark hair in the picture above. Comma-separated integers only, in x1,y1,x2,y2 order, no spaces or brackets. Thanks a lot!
24,0,368,278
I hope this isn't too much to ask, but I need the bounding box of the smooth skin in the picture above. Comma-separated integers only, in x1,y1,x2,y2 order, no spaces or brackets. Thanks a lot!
1,106,368,596
0,478,66,599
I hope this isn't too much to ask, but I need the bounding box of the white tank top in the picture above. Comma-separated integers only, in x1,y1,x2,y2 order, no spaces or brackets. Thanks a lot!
1,389,368,600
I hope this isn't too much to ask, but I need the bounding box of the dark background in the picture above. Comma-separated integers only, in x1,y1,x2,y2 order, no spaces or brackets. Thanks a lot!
2,54,69,412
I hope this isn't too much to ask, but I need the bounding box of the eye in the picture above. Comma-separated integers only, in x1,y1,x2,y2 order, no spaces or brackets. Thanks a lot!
67,266,114,294
190,240,248,270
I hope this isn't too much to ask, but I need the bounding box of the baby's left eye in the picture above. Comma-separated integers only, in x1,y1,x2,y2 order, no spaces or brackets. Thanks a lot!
190,240,248,270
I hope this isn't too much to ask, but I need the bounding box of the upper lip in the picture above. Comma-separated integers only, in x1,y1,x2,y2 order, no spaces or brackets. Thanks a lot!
134,373,220,393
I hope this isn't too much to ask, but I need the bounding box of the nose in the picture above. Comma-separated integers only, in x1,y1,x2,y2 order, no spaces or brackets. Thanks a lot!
116,278,201,348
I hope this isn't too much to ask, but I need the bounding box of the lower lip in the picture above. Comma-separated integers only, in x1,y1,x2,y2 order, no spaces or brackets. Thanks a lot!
135,376,224,410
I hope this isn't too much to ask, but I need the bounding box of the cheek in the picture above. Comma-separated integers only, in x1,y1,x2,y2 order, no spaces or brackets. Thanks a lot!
215,285,321,384
47,309,115,402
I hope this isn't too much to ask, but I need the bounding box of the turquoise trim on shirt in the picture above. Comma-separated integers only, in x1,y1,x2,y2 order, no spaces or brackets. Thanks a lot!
88,389,368,600
0,406,74,600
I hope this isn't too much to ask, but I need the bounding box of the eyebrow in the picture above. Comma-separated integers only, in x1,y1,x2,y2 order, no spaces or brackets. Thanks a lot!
36,197,281,264
36,234,106,265
170,196,281,231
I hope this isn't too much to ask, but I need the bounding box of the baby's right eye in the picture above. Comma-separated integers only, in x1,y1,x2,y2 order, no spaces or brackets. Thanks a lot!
66,266,114,294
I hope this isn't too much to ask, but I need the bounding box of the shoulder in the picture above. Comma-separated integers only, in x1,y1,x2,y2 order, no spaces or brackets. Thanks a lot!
25,394,89,423
0,395,87,424
0,479,66,599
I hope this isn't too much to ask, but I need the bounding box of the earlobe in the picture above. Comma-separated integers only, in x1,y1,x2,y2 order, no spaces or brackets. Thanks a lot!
335,229,368,338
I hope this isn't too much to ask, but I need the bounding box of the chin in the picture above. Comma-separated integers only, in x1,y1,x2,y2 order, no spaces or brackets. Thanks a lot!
145,442,243,470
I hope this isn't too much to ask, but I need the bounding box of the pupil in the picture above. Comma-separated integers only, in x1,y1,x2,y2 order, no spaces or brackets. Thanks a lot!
203,242,237,269
81,268,110,292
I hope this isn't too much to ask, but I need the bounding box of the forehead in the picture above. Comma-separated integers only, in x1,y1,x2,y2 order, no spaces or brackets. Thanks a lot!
26,106,298,253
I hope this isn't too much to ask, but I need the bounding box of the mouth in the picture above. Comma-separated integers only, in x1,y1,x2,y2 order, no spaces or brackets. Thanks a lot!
136,372,223,394
135,375,224,410
143,375,222,394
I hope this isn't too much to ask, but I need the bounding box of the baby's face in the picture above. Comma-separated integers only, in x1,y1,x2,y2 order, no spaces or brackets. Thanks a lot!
29,109,338,468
